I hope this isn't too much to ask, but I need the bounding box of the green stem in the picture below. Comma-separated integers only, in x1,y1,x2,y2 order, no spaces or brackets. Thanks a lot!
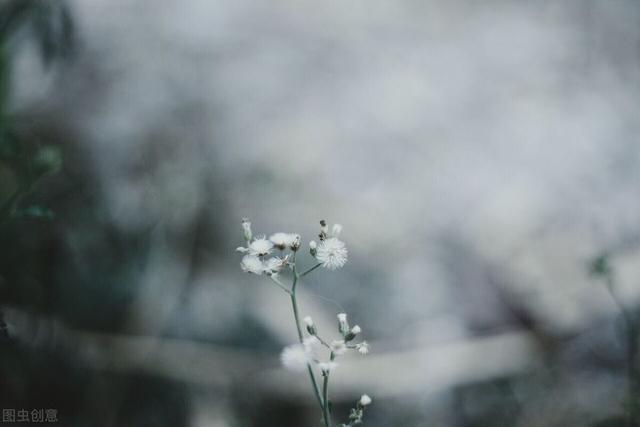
603,275,640,426
300,263,322,278
322,352,335,427
289,253,329,425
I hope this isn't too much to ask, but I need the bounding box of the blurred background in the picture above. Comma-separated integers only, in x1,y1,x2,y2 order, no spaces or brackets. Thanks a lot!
1,0,640,425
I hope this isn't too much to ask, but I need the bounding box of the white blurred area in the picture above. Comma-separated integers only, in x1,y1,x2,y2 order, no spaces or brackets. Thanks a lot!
10,0,640,424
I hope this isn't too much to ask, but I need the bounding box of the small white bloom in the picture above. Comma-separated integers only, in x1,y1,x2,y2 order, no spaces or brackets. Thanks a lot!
269,233,300,250
318,361,338,374
316,237,348,270
359,394,372,406
356,341,370,355
351,325,362,335
337,313,347,323
330,340,347,356
240,255,263,275
263,257,286,275
303,316,314,327
309,241,317,250
332,224,343,236
280,344,311,372
248,237,274,256
269,233,289,249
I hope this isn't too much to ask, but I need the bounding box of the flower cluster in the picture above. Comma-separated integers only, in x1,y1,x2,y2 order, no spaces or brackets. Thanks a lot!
284,313,370,376
237,218,370,427
237,218,347,276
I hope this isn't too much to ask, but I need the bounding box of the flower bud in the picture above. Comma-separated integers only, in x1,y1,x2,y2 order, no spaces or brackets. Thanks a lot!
319,220,328,241
337,313,349,335
344,324,361,342
303,316,317,335
290,234,301,251
358,394,372,407
309,240,317,257
241,218,252,242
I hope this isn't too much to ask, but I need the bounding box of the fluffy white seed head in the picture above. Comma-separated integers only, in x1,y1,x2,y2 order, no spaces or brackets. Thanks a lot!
316,237,348,270
269,233,289,250
280,344,310,372
359,394,372,406
263,257,286,276
240,255,263,275
351,325,362,335
248,237,274,256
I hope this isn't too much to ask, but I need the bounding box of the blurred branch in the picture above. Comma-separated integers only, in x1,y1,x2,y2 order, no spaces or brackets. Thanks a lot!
8,307,541,401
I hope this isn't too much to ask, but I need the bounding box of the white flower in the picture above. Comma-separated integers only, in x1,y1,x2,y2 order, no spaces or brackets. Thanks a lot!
269,233,300,250
318,361,338,374
332,224,343,237
240,255,263,275
269,233,288,249
303,316,314,328
330,340,347,356
280,344,311,372
356,341,370,355
337,313,347,323
248,237,274,256
316,237,348,270
351,325,362,335
359,394,372,406
309,240,317,256
263,256,287,276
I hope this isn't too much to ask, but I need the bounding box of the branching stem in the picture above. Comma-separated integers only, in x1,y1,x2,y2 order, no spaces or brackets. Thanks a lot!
288,252,331,426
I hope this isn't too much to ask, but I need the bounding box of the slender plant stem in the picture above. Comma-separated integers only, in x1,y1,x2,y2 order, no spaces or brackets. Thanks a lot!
289,252,330,426
300,263,322,278
322,352,335,427
603,274,640,426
